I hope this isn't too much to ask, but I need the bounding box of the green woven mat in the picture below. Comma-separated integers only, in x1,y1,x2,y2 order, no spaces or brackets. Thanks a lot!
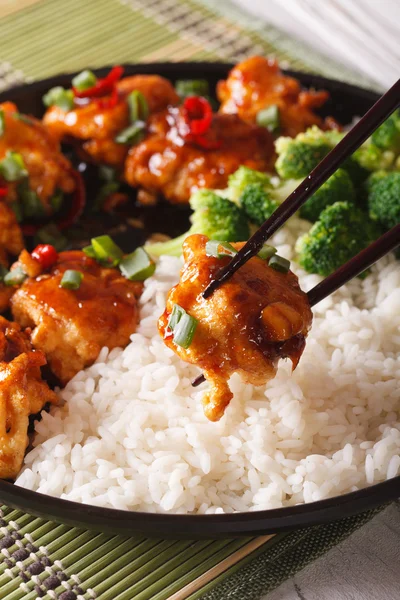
0,1,387,598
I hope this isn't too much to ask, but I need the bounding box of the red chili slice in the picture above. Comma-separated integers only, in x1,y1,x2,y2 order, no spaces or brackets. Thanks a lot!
96,86,120,110
31,244,58,269
73,65,124,99
183,96,213,136
0,187,8,198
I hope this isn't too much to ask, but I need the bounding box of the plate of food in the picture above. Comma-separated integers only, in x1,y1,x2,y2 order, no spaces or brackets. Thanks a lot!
0,58,398,538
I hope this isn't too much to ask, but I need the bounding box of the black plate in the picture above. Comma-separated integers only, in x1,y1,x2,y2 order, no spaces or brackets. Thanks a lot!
1,62,398,539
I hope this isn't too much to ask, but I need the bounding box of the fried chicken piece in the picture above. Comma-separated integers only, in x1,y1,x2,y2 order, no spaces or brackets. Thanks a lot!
217,56,330,137
0,316,56,479
0,102,76,213
159,234,312,421
124,108,275,204
43,75,180,168
0,201,25,313
11,251,143,385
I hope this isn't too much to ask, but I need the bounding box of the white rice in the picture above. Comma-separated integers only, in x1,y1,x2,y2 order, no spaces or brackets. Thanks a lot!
16,217,400,514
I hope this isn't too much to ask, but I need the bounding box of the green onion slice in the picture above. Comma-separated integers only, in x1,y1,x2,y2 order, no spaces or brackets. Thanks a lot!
167,303,186,332
119,247,155,281
91,235,123,267
258,244,277,260
127,91,149,123
10,201,23,223
4,266,27,287
12,113,35,126
93,181,120,212
0,110,5,136
205,240,237,258
269,254,290,273
18,181,44,218
0,265,9,283
42,86,74,111
115,121,146,145
60,270,83,290
35,223,67,251
173,312,198,349
72,70,97,92
99,165,117,182
50,189,64,213
82,245,97,258
256,105,280,134
175,79,210,99
0,151,28,182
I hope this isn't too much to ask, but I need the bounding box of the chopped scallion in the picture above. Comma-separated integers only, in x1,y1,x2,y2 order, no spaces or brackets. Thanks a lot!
167,303,185,332
12,113,34,126
91,235,123,266
35,224,67,252
72,70,97,92
0,151,28,182
93,181,120,212
0,265,9,283
175,79,210,99
4,266,27,287
50,190,64,213
82,245,97,258
42,86,74,111
269,254,290,273
99,165,117,182
10,201,23,223
258,244,277,260
205,240,237,258
127,90,149,123
18,181,44,218
0,110,5,136
119,247,155,281
115,121,146,145
172,312,198,349
256,105,280,134
60,270,83,290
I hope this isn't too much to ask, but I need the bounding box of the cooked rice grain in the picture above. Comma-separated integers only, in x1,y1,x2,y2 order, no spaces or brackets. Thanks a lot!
16,220,400,513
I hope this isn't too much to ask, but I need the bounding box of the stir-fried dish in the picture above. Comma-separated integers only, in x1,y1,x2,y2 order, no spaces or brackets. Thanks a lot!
159,234,313,421
0,56,398,481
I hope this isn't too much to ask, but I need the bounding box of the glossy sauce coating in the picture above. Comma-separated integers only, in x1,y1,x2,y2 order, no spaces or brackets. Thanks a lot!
124,108,275,204
11,251,143,384
159,234,313,421
0,316,56,479
217,56,331,137
43,75,180,168
0,102,76,211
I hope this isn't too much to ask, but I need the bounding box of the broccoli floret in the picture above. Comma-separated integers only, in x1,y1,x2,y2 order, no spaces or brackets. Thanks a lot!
240,183,280,226
367,171,400,230
352,141,395,172
275,136,331,180
145,189,250,256
296,201,380,277
227,166,272,203
371,110,400,153
299,168,355,222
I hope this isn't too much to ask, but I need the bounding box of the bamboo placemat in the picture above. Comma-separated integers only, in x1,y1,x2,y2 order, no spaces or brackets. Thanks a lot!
0,1,386,598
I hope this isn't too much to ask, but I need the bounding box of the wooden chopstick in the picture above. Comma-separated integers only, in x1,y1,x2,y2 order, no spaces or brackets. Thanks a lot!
192,224,400,388
202,77,400,300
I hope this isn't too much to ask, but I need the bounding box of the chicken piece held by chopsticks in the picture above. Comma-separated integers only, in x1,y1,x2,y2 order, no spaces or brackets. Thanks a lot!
159,234,313,421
